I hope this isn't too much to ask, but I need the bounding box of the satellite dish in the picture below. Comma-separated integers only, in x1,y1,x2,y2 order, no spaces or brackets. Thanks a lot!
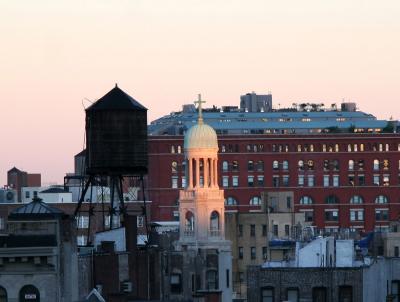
6,191,14,201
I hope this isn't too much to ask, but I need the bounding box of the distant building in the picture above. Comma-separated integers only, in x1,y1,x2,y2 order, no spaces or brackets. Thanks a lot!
0,197,78,301
240,92,272,113
7,167,41,202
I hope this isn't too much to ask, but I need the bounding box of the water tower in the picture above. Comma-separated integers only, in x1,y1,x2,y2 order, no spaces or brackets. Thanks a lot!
74,85,148,243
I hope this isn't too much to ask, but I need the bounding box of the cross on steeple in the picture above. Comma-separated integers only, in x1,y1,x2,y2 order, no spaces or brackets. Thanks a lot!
194,94,206,124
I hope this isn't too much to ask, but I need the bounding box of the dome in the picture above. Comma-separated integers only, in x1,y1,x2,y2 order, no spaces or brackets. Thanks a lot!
184,123,218,149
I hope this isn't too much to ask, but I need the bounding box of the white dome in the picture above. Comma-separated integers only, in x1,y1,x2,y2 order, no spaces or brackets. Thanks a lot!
184,123,218,149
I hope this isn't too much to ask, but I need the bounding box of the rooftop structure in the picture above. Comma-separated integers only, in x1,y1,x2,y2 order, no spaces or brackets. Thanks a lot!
149,93,396,136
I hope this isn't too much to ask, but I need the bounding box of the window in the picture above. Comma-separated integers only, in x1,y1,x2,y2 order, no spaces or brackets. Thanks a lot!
282,160,289,170
332,160,339,171
262,287,274,302
358,159,365,170
273,225,278,236
323,175,329,187
238,247,243,259
0,218,4,231
358,175,365,186
251,247,256,260
383,175,390,186
250,196,261,205
373,175,380,186
223,176,229,187
232,176,239,187
313,287,327,302
262,224,267,236
375,195,388,204
307,160,314,170
333,175,339,187
375,209,388,221
350,195,363,204
177,145,182,153
273,176,279,187
287,288,299,302
307,175,315,187
298,175,304,186
77,235,87,246
373,159,380,171
222,161,229,172
238,225,243,237
170,273,182,293
258,175,264,186
247,176,254,187
287,196,292,209
305,211,314,222
300,196,313,205
250,224,256,236
33,191,38,198
181,177,186,188
326,195,338,204
325,210,339,221
298,160,304,170
257,160,264,171
282,175,289,187
285,224,290,237
383,159,390,170
171,145,175,153
262,247,268,260
225,197,237,205
248,160,254,171
348,175,355,186
348,160,354,171
172,176,178,188
338,286,353,302
272,160,279,170
206,270,218,290
232,161,239,171
350,210,364,221
76,216,89,229
25,191,30,199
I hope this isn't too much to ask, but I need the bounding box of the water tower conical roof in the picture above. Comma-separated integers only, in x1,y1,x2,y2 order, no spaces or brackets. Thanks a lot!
86,85,147,111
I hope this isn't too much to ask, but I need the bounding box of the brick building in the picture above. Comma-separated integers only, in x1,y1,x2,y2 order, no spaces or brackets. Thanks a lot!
148,133,400,233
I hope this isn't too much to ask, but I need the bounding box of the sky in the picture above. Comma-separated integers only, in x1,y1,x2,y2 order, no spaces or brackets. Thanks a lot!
0,0,399,186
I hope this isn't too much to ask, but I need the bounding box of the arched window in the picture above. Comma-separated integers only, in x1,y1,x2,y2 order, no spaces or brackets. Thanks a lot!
300,196,313,205
222,161,229,172
232,160,239,171
350,195,363,204
171,145,176,153
360,143,364,151
375,195,388,204
248,160,254,171
348,160,354,171
335,144,340,152
272,160,279,170
250,196,261,205
298,160,304,170
225,197,237,205
383,159,390,170
347,144,352,152
282,160,289,170
325,195,339,204
210,211,220,233
0,286,7,302
185,211,195,232
171,161,178,173
257,160,264,171
310,144,314,152
19,285,40,302
307,160,314,170
177,145,182,154
373,159,380,171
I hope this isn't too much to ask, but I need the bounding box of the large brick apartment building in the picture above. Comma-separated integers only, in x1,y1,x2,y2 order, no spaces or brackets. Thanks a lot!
147,95,400,233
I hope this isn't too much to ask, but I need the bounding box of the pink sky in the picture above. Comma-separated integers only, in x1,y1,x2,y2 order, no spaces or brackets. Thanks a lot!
1,0,400,185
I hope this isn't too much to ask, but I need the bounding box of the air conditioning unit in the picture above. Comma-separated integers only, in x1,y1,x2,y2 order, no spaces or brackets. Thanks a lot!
0,189,16,203
121,281,133,293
